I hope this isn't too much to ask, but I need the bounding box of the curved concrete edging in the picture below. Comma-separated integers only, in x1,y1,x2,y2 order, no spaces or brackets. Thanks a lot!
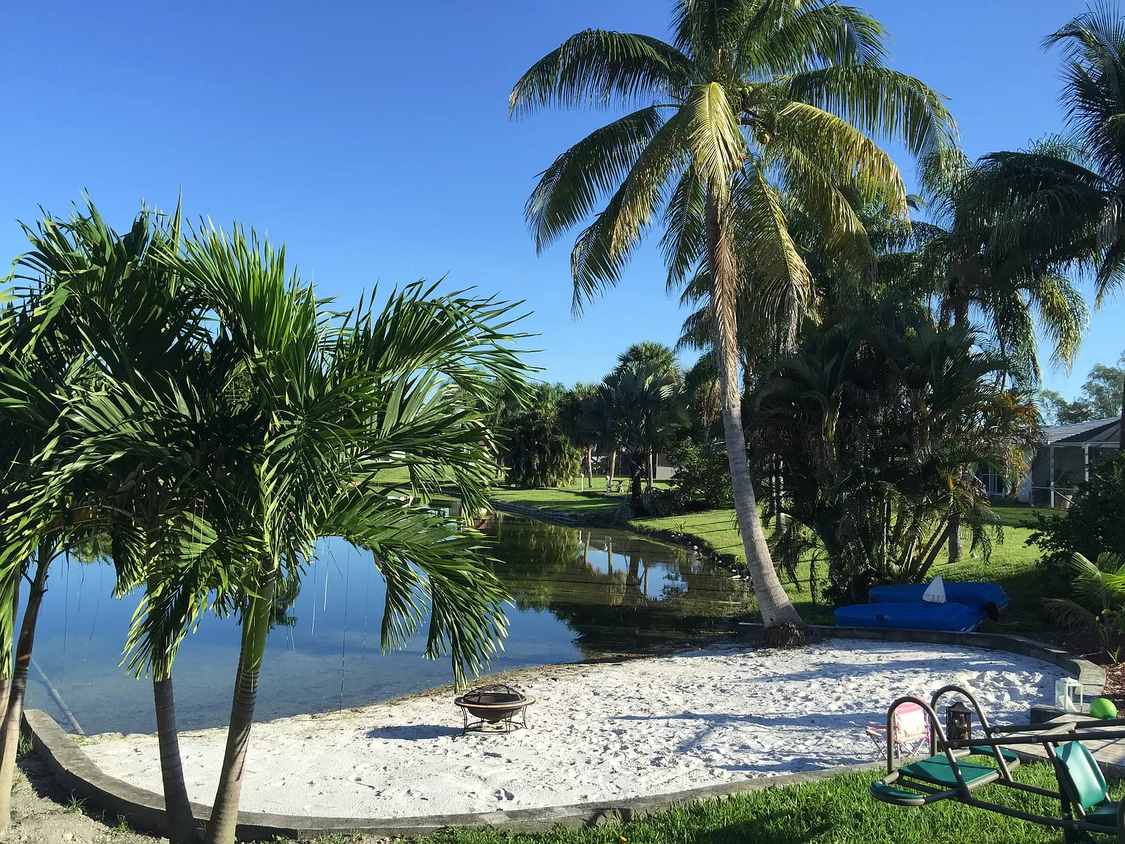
22,628,1105,842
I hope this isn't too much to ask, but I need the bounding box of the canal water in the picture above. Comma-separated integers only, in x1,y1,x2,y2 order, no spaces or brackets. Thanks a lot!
22,516,752,735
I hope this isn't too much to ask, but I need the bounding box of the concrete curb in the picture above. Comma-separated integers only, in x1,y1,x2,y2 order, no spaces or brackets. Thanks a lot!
22,628,1105,841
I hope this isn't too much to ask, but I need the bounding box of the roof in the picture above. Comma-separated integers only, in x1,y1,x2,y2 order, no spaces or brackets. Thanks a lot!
1042,417,1121,446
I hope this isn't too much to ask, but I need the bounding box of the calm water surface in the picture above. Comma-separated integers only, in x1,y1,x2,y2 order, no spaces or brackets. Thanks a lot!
23,516,752,735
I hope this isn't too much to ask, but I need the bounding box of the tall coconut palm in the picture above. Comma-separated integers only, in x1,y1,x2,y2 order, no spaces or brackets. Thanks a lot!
163,226,530,844
511,0,956,640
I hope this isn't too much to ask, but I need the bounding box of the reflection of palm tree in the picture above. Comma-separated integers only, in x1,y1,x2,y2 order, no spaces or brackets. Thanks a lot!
486,517,752,656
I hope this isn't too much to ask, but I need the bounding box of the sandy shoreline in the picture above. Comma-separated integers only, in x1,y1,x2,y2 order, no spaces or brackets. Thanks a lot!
82,640,1067,818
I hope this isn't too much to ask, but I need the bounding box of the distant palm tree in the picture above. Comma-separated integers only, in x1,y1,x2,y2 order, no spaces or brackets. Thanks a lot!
586,362,685,514
512,0,956,640
558,382,599,486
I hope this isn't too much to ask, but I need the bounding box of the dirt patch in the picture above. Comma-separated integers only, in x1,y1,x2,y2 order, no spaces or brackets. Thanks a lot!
11,752,160,844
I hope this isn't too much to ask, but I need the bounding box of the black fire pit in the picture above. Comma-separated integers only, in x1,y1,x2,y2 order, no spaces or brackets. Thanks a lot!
453,684,535,734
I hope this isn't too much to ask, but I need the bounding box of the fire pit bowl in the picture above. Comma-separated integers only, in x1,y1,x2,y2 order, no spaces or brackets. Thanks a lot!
453,684,535,734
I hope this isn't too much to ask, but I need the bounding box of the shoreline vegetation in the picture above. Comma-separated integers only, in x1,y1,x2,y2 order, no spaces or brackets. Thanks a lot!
489,484,1052,635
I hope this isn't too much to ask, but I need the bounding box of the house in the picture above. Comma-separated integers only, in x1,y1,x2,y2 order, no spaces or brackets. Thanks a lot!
1019,417,1121,508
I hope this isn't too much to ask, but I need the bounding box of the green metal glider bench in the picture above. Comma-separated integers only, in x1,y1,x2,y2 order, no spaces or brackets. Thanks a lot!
871,684,1125,843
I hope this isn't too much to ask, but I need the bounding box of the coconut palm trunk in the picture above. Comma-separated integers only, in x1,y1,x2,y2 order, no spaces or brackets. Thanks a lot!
154,673,200,844
585,446,594,488
204,579,275,844
0,541,52,833
705,187,803,641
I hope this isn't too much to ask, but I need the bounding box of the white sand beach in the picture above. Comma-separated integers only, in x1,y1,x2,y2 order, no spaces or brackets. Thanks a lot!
82,640,1067,819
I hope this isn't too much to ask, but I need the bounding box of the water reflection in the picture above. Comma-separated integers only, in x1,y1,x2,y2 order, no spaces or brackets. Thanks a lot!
21,515,750,735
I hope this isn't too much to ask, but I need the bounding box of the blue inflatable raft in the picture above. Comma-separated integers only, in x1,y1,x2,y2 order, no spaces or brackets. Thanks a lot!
833,601,985,632
868,581,1009,610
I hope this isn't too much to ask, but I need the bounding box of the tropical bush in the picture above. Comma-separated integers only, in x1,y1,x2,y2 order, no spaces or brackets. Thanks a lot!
1046,552,1125,661
1029,451,1125,595
753,303,1037,605
497,382,581,488
668,438,733,511
503,403,582,488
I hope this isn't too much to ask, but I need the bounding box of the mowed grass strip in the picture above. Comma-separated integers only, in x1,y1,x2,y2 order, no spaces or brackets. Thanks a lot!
419,762,1104,844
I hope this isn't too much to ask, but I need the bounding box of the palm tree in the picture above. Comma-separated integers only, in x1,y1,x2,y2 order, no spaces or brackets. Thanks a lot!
964,6,1125,305
1047,552,1125,661
558,382,599,486
511,0,956,640
0,234,110,831
0,200,214,843
586,362,685,514
164,226,531,844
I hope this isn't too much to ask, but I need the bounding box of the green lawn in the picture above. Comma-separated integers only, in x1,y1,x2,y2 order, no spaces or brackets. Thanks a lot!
406,762,1111,844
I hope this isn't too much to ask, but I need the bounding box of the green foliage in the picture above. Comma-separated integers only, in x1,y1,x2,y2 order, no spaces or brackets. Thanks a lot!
1028,451,1125,594
667,438,732,510
501,383,582,488
504,407,582,488
586,362,686,512
964,8,1125,305
754,302,1037,604
1046,552,1125,661
1039,353,1123,424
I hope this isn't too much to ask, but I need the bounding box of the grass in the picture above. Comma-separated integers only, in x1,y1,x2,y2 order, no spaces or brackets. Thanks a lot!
406,762,1115,844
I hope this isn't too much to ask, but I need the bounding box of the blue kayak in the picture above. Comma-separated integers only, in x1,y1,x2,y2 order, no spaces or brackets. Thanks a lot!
833,602,985,632
868,581,1009,610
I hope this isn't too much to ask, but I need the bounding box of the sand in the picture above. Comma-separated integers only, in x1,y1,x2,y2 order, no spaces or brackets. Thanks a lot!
82,640,1067,819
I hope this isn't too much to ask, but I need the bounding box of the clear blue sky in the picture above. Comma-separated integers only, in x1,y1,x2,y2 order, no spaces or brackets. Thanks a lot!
1,1,1118,396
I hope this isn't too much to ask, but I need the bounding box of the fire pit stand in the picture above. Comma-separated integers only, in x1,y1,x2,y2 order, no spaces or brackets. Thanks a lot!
453,683,535,735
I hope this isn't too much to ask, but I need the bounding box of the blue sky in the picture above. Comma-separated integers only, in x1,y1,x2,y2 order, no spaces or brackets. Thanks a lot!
1,0,1118,395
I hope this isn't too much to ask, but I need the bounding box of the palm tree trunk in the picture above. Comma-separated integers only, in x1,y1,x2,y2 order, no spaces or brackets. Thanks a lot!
630,461,644,512
947,513,963,562
705,185,803,642
0,578,21,732
154,673,200,844
947,302,969,563
204,579,275,844
585,446,594,487
647,451,654,490
609,451,616,486
0,541,52,835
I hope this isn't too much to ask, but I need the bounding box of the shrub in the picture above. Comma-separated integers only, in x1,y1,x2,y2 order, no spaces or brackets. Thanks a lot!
1029,451,1125,594
1046,552,1125,661
668,438,733,510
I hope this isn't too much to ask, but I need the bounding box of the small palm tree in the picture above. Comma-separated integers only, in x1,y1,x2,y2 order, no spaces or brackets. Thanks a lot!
512,0,956,641
587,362,685,514
1047,552,1125,662
0,200,214,842
165,226,531,844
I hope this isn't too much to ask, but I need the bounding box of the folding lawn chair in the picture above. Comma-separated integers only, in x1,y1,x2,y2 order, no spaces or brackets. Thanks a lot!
862,700,930,760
